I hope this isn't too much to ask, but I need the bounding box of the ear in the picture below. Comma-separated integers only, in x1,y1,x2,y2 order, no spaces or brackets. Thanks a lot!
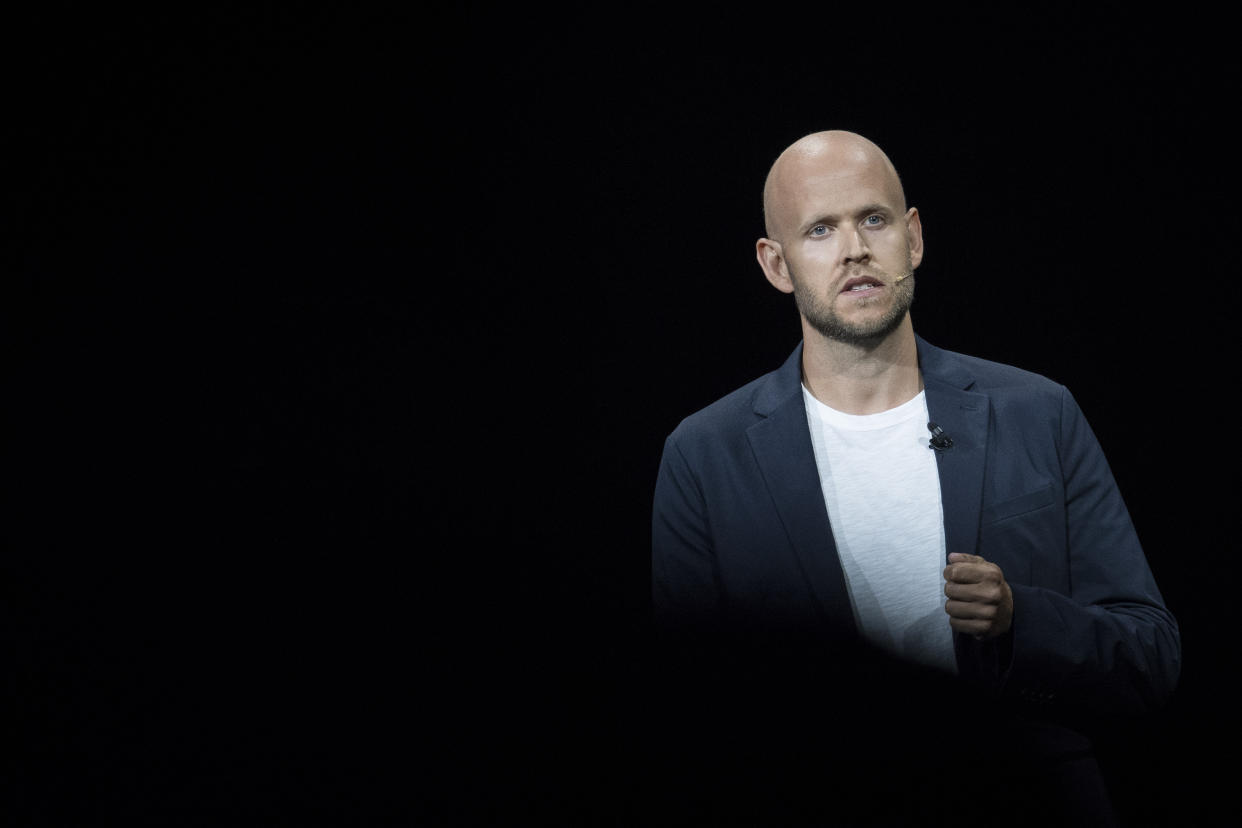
905,207,924,269
756,238,794,294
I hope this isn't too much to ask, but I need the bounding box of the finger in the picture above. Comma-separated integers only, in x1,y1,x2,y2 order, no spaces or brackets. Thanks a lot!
944,562,1000,584
944,581,1006,603
945,599,998,621
944,563,980,584
947,553,984,565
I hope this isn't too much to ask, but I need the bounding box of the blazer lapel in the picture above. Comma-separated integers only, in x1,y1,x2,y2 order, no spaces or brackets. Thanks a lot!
916,336,990,563
746,346,858,635
915,337,999,675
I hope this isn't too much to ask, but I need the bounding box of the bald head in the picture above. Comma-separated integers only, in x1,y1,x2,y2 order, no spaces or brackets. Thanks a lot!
762,131,907,240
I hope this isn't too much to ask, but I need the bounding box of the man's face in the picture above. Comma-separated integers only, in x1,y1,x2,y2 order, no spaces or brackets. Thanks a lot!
766,154,923,347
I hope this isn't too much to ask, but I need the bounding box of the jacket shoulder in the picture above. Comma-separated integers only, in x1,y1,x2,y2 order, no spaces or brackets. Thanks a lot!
665,372,774,448
927,344,1068,400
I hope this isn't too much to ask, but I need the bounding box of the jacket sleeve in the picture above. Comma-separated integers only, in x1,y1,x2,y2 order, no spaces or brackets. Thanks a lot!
992,387,1181,716
651,432,721,630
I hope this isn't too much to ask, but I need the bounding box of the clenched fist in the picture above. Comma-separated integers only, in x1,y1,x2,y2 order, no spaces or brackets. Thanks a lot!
943,553,1013,640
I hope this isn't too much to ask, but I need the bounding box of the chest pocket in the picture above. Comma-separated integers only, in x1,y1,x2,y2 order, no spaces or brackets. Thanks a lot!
981,484,1056,525
978,483,1062,590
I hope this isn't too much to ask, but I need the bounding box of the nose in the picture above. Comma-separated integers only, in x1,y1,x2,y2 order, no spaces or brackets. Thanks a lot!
841,225,871,264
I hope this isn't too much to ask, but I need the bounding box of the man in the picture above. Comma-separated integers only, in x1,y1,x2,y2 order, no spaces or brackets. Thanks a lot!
648,131,1179,825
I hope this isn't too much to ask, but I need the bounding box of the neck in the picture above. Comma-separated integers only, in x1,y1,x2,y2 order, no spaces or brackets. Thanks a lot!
800,317,921,415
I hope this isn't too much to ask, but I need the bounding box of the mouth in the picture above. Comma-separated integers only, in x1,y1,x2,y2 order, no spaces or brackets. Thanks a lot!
840,275,885,296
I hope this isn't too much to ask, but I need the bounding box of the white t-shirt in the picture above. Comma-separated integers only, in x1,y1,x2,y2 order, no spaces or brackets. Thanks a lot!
803,386,957,675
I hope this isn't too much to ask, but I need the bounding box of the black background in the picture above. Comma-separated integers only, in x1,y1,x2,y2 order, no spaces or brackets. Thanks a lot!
6,7,1238,825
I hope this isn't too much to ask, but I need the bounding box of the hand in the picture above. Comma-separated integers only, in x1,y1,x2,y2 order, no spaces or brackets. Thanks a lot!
943,553,1013,640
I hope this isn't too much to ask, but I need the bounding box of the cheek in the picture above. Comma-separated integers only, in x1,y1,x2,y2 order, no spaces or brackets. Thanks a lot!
795,243,841,270
877,237,912,264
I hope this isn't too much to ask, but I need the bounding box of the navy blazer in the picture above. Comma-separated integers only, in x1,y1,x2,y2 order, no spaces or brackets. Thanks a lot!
652,335,1180,716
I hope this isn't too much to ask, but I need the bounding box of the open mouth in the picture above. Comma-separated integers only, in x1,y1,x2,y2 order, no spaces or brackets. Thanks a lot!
840,276,884,295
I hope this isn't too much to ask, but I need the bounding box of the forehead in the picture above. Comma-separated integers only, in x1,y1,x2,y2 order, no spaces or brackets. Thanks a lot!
788,168,899,215
771,146,905,231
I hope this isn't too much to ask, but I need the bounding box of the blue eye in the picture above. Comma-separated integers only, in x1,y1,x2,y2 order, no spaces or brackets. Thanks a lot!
864,215,884,226
810,225,828,236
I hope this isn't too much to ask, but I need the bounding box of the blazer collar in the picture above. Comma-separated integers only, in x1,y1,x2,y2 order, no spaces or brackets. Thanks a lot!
750,335,982,417
751,341,806,418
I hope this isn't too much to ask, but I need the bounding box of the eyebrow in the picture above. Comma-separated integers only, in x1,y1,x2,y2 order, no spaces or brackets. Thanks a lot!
799,203,894,233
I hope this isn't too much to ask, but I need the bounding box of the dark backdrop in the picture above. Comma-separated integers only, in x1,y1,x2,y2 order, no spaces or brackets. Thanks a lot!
6,8,1237,825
